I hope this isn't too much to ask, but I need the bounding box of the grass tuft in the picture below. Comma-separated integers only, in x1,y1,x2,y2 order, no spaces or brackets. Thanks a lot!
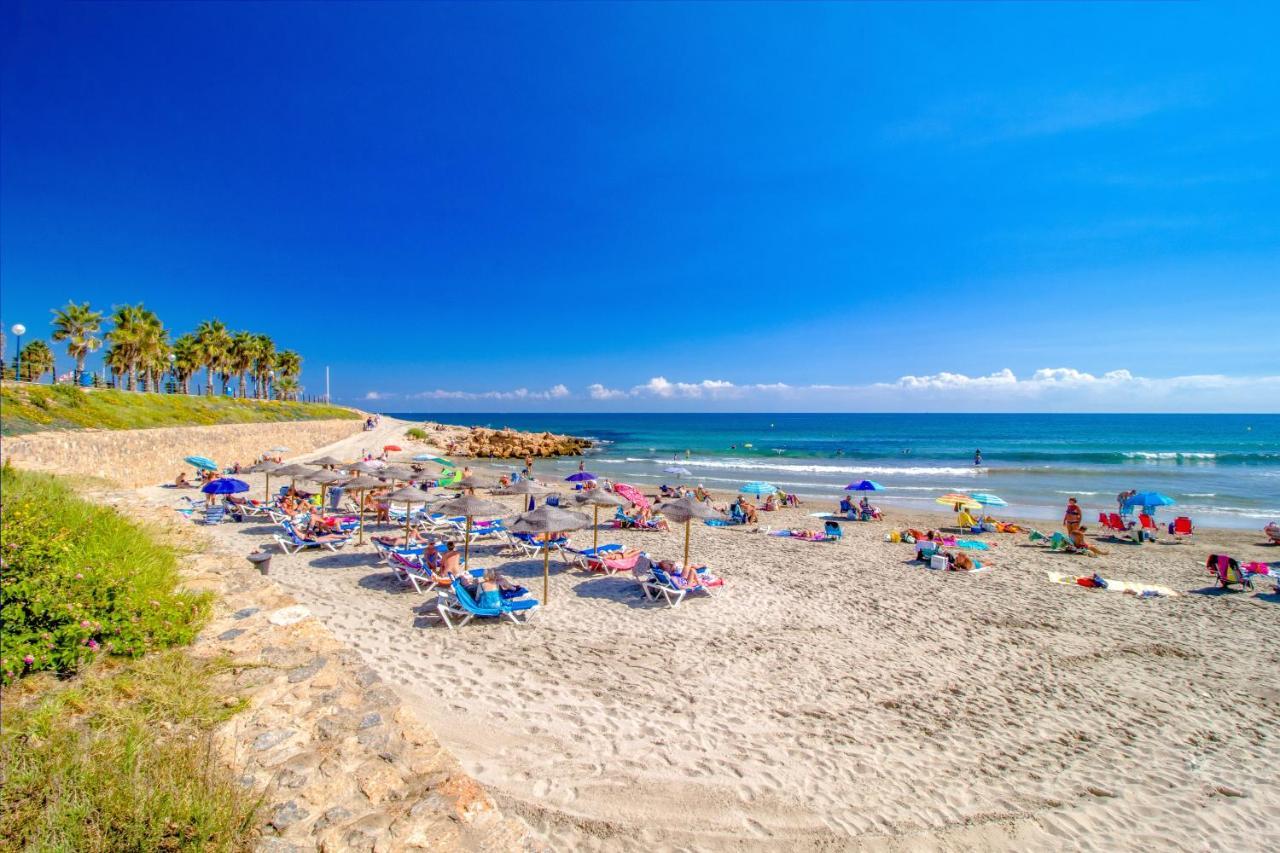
0,652,261,851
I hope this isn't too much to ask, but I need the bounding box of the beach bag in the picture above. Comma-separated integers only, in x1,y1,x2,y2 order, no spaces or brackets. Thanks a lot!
930,554,949,571
888,531,901,543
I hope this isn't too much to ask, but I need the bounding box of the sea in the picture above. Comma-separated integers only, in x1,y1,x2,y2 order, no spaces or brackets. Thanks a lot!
387,413,1280,530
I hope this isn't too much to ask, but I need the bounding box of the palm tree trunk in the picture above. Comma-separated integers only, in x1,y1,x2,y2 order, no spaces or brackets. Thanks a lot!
75,354,85,383
205,367,214,395
238,372,247,398
126,368,136,392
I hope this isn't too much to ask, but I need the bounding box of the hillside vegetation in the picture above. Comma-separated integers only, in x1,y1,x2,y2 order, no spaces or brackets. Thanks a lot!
0,466,259,849
1,383,358,435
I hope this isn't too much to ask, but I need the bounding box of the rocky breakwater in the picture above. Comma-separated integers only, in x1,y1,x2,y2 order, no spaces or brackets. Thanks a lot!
457,427,590,460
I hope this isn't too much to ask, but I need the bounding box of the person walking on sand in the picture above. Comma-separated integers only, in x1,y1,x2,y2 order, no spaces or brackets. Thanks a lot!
1063,497,1083,533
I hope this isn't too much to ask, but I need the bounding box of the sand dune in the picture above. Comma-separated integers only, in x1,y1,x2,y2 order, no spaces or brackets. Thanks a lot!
139,419,1280,851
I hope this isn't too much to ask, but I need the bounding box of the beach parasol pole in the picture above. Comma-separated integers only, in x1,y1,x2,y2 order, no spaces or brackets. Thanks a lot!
593,505,600,552
544,546,551,604
683,517,691,569
465,515,473,567
264,472,271,503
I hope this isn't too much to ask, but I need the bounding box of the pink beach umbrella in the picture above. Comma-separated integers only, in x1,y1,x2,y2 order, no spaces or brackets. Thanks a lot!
612,482,649,508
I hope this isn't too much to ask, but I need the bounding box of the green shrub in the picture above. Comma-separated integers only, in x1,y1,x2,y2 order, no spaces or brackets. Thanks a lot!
405,427,428,440
1,651,261,850
0,466,210,685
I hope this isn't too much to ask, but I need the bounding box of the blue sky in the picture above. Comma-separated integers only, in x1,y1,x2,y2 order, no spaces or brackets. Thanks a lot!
2,1,1277,412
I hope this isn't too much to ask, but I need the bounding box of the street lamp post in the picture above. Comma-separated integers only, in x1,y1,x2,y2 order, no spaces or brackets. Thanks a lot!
168,352,177,394
11,323,26,382
268,369,275,401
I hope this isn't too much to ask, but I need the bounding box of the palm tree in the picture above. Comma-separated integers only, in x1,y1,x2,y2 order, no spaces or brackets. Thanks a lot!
105,304,149,390
138,312,170,393
275,349,302,401
252,333,276,399
171,333,199,394
15,340,55,382
192,319,232,396
228,331,258,399
274,375,301,401
50,301,104,382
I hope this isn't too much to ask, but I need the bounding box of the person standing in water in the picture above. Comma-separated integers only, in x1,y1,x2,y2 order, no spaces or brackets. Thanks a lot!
974,449,982,466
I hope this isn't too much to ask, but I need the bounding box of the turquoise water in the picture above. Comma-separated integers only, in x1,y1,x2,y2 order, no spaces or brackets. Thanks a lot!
388,413,1280,529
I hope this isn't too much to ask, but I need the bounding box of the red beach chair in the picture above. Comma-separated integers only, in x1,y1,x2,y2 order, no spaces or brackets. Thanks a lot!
1172,516,1194,540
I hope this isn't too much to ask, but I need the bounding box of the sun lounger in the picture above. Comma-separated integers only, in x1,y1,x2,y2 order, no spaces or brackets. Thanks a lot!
584,550,641,575
636,556,721,607
507,531,570,560
567,543,624,569
273,521,351,554
199,504,226,525
435,578,539,629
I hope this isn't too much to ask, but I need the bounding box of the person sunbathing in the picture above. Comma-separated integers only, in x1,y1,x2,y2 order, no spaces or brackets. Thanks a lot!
762,494,778,511
951,551,977,571
1070,527,1107,557
657,558,707,586
859,497,883,520
439,542,465,578
174,472,194,488
737,497,759,524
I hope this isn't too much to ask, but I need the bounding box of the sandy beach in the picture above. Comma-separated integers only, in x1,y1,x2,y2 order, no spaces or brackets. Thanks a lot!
140,417,1280,851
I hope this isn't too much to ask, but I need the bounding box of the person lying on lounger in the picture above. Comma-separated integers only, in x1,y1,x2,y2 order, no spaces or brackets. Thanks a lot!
656,558,707,586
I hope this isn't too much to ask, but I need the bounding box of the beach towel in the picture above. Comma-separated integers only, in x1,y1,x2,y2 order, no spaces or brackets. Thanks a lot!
767,529,831,541
1046,571,1177,597
953,539,992,550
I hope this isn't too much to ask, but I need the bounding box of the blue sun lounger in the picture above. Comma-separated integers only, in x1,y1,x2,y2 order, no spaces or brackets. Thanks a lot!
435,579,539,629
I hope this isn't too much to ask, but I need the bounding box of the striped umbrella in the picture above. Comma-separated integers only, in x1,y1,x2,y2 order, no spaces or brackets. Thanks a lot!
936,493,982,510
968,492,1007,507
740,481,778,497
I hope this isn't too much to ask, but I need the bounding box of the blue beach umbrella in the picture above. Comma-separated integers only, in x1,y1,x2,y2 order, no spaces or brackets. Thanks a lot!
185,455,217,471
968,492,1007,507
201,478,249,495
566,471,597,482
740,481,778,497
845,480,884,492
1123,491,1176,514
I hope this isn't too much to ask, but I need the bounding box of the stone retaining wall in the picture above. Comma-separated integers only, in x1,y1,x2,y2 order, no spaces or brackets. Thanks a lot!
1,419,364,487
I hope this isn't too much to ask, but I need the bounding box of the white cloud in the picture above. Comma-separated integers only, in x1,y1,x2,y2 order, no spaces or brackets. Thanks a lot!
411,384,570,401
587,383,628,400
381,369,1277,412
364,391,393,400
